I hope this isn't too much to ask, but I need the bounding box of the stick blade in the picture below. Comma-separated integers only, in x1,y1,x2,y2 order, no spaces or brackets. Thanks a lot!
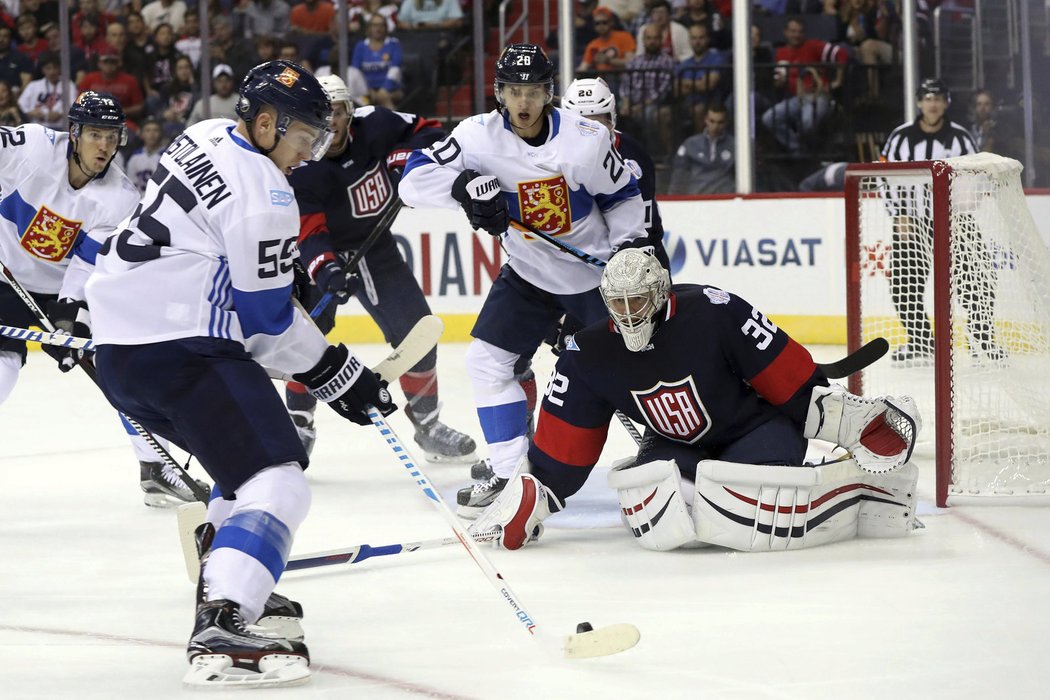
374,315,445,383
176,501,207,583
563,623,640,659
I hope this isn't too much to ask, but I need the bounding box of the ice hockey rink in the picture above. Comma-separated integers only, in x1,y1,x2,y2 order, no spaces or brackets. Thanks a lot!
3,341,1050,699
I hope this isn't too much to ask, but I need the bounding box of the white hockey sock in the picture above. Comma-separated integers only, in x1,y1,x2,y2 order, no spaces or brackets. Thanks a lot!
0,351,21,404
466,339,528,478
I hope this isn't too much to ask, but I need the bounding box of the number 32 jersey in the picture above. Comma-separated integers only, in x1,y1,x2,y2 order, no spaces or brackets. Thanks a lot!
87,119,328,375
530,284,829,477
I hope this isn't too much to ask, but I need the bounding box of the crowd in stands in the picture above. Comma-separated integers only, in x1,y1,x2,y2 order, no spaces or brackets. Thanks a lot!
0,0,1042,194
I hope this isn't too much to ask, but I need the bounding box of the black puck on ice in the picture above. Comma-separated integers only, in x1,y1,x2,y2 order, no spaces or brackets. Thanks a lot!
576,622,594,634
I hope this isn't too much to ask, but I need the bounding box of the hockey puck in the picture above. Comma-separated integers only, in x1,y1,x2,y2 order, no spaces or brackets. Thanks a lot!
576,622,594,634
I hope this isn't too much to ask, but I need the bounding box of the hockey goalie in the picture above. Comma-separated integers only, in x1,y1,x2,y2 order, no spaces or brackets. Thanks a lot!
470,248,922,553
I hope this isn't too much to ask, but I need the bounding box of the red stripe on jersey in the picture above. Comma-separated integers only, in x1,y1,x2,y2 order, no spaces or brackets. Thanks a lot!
533,408,609,468
298,212,328,243
414,118,443,132
748,337,817,406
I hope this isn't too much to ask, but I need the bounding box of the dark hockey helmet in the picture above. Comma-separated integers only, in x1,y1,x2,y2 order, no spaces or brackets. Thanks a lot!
236,60,334,160
494,43,555,106
916,78,950,104
68,91,128,146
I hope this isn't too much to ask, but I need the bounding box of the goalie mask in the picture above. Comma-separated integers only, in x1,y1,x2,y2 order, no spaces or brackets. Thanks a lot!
600,249,670,352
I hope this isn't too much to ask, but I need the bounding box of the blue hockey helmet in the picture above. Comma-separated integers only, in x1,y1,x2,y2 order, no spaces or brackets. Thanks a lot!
494,44,555,106
68,91,128,146
236,60,334,160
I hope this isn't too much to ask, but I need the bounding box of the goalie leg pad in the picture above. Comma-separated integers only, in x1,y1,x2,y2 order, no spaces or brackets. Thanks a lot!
858,461,920,538
470,463,564,550
608,459,696,551
804,385,921,474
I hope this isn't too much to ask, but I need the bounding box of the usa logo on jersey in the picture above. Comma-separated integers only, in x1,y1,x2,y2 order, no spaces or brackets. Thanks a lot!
517,175,571,236
20,206,81,262
632,376,711,443
347,163,391,217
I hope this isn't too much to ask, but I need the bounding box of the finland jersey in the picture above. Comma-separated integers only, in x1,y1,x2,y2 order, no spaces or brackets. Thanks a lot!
399,108,645,295
0,123,140,297
86,119,329,376
529,285,827,478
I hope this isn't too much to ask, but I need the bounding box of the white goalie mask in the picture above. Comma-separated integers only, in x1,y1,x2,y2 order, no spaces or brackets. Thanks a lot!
599,249,671,352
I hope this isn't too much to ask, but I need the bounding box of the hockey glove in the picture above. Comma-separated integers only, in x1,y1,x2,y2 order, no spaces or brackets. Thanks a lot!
292,344,397,426
314,260,361,304
43,298,90,373
451,169,508,237
614,237,656,257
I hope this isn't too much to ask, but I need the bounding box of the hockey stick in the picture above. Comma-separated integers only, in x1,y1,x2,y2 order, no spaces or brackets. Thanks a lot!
310,199,405,319
284,528,500,572
1,264,210,503
508,216,608,269
176,314,447,582
0,324,95,351
819,337,889,379
370,407,640,659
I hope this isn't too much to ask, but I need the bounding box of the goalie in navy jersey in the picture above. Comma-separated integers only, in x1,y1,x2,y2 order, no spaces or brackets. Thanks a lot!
470,249,924,553
286,75,478,465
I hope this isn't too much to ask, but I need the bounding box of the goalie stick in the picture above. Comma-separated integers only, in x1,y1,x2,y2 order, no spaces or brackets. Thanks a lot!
819,338,889,379
1,263,210,503
310,199,405,319
176,314,447,581
369,407,640,659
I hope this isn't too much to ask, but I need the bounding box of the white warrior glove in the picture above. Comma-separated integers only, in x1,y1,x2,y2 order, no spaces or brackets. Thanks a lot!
804,385,921,474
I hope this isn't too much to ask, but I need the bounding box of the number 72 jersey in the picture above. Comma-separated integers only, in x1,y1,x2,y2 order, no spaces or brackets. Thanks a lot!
86,119,329,376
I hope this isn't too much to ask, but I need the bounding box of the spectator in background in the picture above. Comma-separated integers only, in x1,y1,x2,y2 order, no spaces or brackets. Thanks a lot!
970,89,997,153
72,0,115,46
838,0,896,100
620,22,675,155
577,6,636,82
637,0,691,62
254,34,279,63
141,0,187,34
798,161,847,192
603,0,646,25
278,39,312,69
676,22,726,135
159,54,198,135
209,15,259,80
396,0,464,30
75,16,110,66
761,15,846,153
353,13,403,108
144,23,182,100
175,9,201,67
669,101,734,193
349,0,400,33
750,22,776,114
20,0,59,31
676,0,728,49
105,20,148,87
126,11,154,57
18,51,75,129
233,0,292,39
187,62,239,124
0,79,26,125
546,0,599,67
290,0,335,36
40,21,88,84
125,117,165,193
14,14,47,63
78,53,145,122
0,25,31,95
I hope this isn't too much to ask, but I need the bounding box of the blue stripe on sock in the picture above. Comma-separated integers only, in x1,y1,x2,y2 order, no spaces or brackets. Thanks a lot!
212,510,292,582
477,400,528,444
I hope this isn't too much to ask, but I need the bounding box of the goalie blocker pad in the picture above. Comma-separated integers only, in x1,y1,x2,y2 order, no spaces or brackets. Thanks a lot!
693,458,919,552
608,459,697,551
804,385,921,474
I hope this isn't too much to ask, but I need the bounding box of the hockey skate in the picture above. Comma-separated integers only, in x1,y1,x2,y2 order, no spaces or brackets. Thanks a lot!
412,417,478,464
140,461,208,508
183,599,310,689
470,457,494,481
289,409,316,457
456,474,508,519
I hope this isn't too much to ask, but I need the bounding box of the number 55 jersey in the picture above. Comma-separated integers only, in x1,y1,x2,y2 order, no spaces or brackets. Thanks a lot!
87,120,328,375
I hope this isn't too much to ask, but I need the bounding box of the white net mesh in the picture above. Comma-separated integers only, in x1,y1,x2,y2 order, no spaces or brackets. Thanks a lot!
850,153,1050,504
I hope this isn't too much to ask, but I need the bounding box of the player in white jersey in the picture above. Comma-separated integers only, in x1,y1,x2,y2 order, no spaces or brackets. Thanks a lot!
0,91,202,507
399,43,648,516
86,60,396,689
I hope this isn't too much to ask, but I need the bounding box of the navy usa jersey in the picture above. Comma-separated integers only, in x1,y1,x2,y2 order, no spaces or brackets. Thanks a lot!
288,105,444,270
529,284,828,484
614,129,666,267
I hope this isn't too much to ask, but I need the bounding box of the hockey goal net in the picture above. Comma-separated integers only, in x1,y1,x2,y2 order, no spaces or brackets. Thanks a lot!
845,153,1050,507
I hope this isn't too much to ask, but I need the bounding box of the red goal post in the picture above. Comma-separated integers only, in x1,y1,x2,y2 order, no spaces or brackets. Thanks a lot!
844,154,1050,507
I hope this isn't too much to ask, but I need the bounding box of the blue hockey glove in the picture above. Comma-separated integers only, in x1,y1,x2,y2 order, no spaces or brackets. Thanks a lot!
451,169,508,237
293,344,397,426
314,260,361,304
43,298,90,373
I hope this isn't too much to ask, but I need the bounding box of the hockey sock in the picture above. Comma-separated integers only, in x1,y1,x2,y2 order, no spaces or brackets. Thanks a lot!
466,340,528,478
0,350,20,404
285,381,317,413
401,368,438,425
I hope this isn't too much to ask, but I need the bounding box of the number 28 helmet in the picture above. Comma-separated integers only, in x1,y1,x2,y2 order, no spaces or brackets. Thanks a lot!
494,43,555,107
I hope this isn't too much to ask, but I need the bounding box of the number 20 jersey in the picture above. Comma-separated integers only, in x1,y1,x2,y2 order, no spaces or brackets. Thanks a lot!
87,119,328,375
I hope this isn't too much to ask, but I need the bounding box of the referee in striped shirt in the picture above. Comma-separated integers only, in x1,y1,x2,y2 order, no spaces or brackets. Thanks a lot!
880,78,1001,364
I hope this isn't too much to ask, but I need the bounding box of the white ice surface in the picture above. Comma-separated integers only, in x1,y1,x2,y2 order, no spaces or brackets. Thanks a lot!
2,344,1050,699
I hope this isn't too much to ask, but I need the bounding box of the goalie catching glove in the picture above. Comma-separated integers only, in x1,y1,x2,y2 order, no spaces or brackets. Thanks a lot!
292,344,396,425
451,169,508,237
804,385,920,474
44,298,90,372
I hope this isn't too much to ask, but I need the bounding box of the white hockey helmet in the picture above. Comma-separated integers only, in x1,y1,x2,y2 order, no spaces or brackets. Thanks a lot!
599,248,670,352
317,74,353,111
561,77,616,129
